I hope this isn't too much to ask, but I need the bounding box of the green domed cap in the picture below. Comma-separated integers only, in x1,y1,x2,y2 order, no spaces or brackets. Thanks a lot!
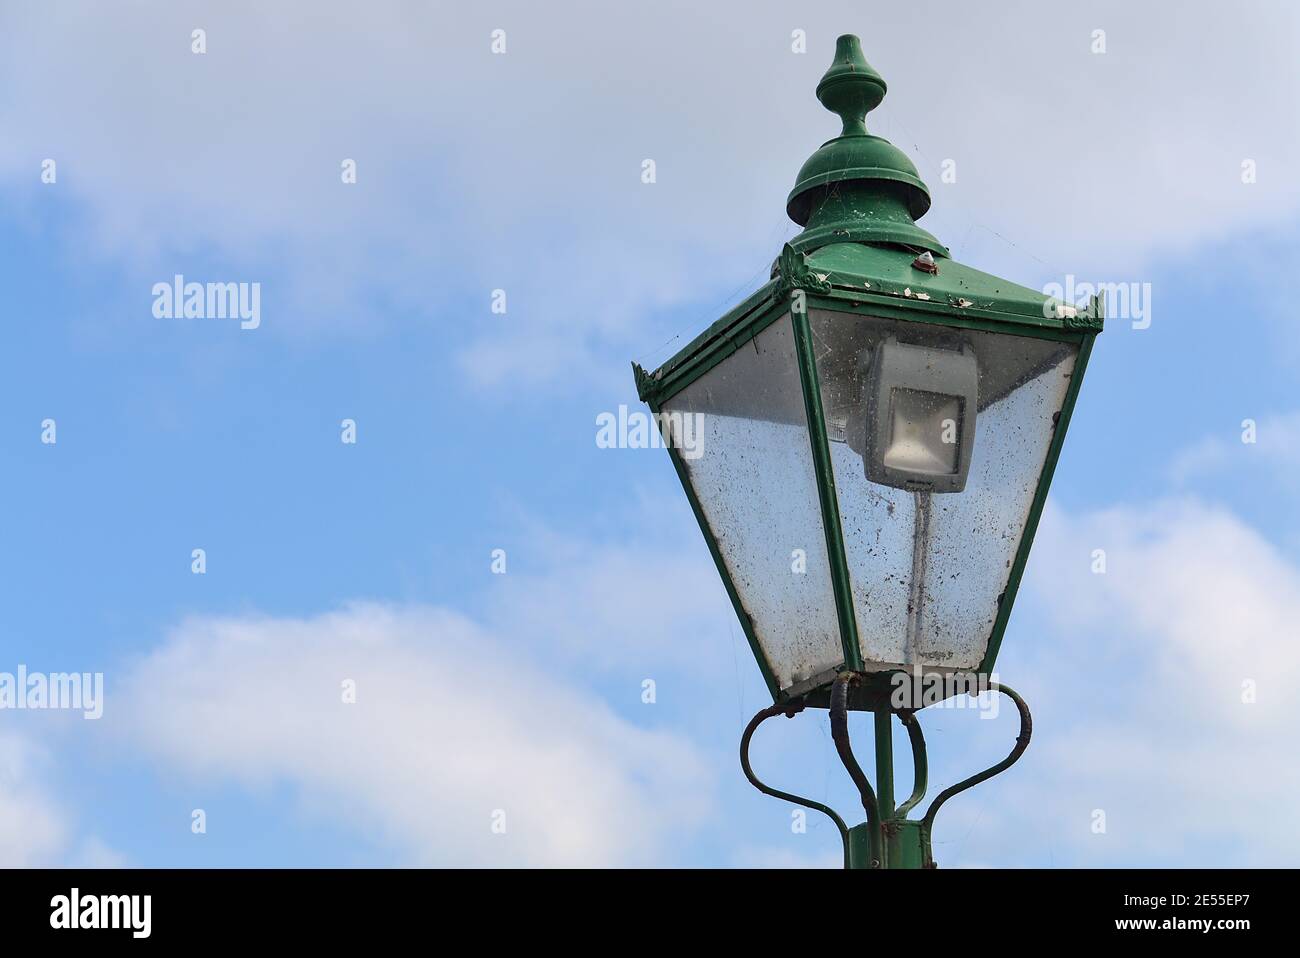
787,36,940,255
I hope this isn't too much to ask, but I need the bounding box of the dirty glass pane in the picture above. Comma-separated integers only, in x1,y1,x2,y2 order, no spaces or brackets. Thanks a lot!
663,312,842,692
810,309,1077,671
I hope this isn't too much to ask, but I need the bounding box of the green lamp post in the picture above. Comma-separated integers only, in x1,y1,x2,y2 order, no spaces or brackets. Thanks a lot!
632,35,1102,868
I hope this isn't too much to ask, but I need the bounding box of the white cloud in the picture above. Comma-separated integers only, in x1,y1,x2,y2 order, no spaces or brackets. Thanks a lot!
0,731,68,866
116,602,714,866
484,522,735,674
1032,497,1300,721
1169,410,1300,485
953,496,1300,865
3,2,1297,386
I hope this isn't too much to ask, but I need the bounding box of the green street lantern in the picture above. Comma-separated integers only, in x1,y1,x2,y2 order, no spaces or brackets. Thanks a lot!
632,35,1102,869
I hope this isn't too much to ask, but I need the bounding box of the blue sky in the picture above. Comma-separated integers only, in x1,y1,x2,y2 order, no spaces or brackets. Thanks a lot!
2,1,1300,867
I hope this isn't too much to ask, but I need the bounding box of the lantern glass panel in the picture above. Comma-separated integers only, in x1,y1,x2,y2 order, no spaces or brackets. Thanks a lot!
662,312,842,692
809,309,1078,671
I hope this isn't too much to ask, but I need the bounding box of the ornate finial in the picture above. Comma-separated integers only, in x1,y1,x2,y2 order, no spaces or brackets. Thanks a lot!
816,35,886,137
785,33,943,256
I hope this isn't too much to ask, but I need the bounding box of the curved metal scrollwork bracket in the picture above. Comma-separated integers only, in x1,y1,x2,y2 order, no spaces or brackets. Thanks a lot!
740,678,1032,869
894,709,928,819
740,697,854,868
919,682,1032,867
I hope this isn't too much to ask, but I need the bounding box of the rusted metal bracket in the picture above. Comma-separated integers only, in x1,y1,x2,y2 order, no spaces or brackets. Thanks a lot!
829,672,883,866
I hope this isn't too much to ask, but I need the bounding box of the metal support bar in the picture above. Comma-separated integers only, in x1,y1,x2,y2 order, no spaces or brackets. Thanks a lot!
873,709,895,820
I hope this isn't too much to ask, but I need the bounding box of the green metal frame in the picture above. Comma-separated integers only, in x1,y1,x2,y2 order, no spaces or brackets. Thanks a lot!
635,255,1102,704
790,293,863,672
